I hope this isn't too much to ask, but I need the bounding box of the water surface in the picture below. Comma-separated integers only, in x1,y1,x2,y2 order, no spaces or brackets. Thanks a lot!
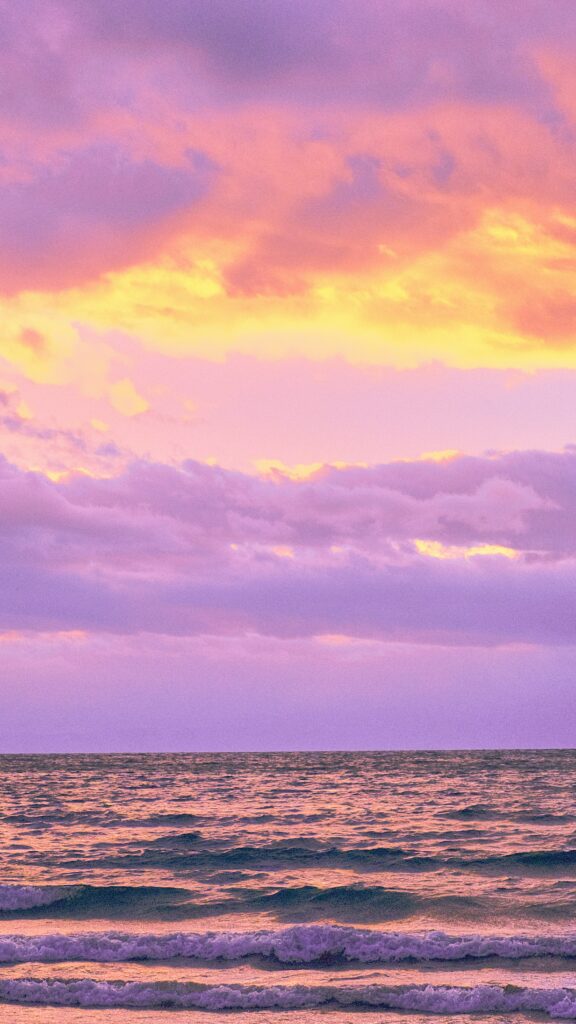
1,750,576,1020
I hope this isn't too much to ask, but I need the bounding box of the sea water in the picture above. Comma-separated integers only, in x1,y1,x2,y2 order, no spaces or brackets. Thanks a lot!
1,749,576,1021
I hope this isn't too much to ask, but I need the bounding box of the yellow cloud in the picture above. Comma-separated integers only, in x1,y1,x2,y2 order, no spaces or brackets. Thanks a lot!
255,459,325,480
53,207,576,370
0,302,77,383
272,545,295,559
90,418,109,432
109,378,149,417
16,400,33,420
4,197,576,376
256,459,368,479
418,449,461,463
415,539,519,560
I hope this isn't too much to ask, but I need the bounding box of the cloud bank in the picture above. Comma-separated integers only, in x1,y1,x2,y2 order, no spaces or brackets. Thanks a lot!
2,448,576,645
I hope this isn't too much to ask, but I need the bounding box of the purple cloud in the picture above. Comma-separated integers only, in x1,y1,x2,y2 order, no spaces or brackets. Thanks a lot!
4,0,569,123
73,0,554,111
0,449,576,643
0,147,215,292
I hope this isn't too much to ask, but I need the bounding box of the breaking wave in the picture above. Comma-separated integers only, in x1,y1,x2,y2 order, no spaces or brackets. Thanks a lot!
2,925,576,965
0,885,194,917
0,887,81,912
3,979,576,1014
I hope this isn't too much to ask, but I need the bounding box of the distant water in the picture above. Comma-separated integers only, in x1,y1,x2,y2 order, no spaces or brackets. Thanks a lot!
2,750,576,1022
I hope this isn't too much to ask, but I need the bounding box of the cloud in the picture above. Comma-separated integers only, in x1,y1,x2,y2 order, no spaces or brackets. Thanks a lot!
0,146,216,293
2,0,566,123
74,0,553,110
2,0,576,317
8,353,576,480
109,379,148,417
507,289,576,345
0,386,128,477
0,448,576,643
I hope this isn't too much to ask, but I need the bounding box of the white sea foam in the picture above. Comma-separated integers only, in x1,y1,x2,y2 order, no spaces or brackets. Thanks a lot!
1,925,576,964
2,979,576,1014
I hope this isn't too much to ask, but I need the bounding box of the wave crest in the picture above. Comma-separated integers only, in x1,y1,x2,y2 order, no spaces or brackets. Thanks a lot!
1,925,576,965
1,979,576,1014
0,885,195,918
0,887,81,912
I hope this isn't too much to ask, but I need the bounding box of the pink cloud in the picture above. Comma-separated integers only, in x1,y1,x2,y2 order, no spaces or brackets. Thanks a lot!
1,0,576,296
10,354,576,485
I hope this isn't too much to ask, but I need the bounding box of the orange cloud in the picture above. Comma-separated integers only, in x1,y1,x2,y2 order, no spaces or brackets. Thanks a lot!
4,1,576,386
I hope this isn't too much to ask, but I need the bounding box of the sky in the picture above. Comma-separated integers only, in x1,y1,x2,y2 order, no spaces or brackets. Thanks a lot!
2,0,576,751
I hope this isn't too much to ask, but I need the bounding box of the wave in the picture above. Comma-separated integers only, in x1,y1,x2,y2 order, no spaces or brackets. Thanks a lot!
250,883,490,923
73,839,576,877
480,850,576,871
0,885,195,917
440,804,498,820
439,806,576,826
0,882,486,923
0,881,567,924
2,979,576,1014
0,887,81,912
2,925,576,965
516,813,576,825
251,883,424,921
98,842,440,874
133,814,203,828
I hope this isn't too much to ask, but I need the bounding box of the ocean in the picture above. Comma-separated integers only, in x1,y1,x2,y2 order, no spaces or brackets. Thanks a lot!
1,749,576,1022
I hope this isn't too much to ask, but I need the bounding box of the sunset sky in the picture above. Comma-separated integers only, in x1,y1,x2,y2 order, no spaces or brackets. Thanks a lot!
3,0,576,750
